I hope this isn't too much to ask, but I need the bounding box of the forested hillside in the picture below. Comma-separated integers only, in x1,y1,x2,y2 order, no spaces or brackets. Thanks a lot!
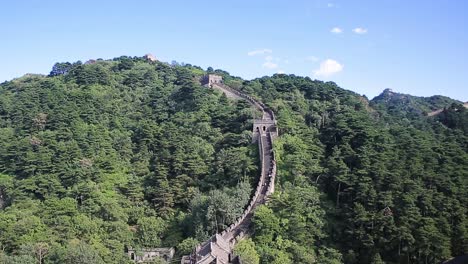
234,75,467,264
0,57,260,263
0,56,466,264
371,88,461,117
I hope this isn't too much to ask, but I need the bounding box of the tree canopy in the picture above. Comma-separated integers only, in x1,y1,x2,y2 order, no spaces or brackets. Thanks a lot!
0,57,258,263
0,58,466,264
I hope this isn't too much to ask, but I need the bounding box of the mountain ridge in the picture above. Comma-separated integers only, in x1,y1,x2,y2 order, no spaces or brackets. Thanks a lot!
370,88,463,115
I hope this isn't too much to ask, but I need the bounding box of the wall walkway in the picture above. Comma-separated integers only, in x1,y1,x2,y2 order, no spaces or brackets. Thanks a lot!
182,82,278,264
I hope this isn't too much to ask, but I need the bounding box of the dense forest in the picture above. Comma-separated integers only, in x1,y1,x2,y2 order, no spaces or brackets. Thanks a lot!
0,56,466,264
0,57,259,263
236,75,467,264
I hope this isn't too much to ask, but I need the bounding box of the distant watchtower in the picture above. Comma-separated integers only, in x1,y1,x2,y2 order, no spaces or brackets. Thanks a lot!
201,74,223,87
144,53,157,62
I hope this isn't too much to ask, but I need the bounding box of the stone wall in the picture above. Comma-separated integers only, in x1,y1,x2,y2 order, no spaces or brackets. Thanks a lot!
183,81,278,264
128,247,174,263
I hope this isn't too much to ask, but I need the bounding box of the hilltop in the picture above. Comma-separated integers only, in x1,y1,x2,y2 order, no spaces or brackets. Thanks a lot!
370,88,463,118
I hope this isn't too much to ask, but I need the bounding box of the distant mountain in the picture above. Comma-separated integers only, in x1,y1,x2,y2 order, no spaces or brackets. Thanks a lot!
370,88,463,119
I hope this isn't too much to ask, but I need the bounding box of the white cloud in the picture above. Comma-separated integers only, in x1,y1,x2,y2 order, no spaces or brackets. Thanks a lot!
305,56,319,62
262,61,278,69
353,27,368,34
331,27,343,34
313,59,343,77
277,70,285,74
265,55,273,61
327,2,341,8
247,49,272,56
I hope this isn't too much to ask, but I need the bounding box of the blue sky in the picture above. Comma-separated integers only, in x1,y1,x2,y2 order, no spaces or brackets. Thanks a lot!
1,0,467,101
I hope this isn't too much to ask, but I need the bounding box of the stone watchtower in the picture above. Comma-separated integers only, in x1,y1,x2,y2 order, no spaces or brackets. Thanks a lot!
201,74,223,87
252,119,278,143
144,53,157,62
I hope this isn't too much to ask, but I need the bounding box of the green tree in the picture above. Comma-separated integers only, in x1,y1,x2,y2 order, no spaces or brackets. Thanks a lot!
136,217,167,247
233,239,260,264
252,206,280,245
62,240,105,264
177,237,199,256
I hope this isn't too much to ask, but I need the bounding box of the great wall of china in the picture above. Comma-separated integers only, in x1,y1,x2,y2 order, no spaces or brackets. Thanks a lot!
180,75,278,264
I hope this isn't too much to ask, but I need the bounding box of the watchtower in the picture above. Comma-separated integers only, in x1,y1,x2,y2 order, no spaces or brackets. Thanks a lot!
201,74,223,87
144,53,157,62
252,119,277,143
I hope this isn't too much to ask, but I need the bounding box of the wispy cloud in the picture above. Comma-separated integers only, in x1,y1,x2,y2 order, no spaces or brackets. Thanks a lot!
248,50,281,69
327,3,335,8
305,56,319,62
262,61,278,69
331,27,343,34
314,59,343,77
262,55,280,69
247,49,272,56
353,27,368,34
